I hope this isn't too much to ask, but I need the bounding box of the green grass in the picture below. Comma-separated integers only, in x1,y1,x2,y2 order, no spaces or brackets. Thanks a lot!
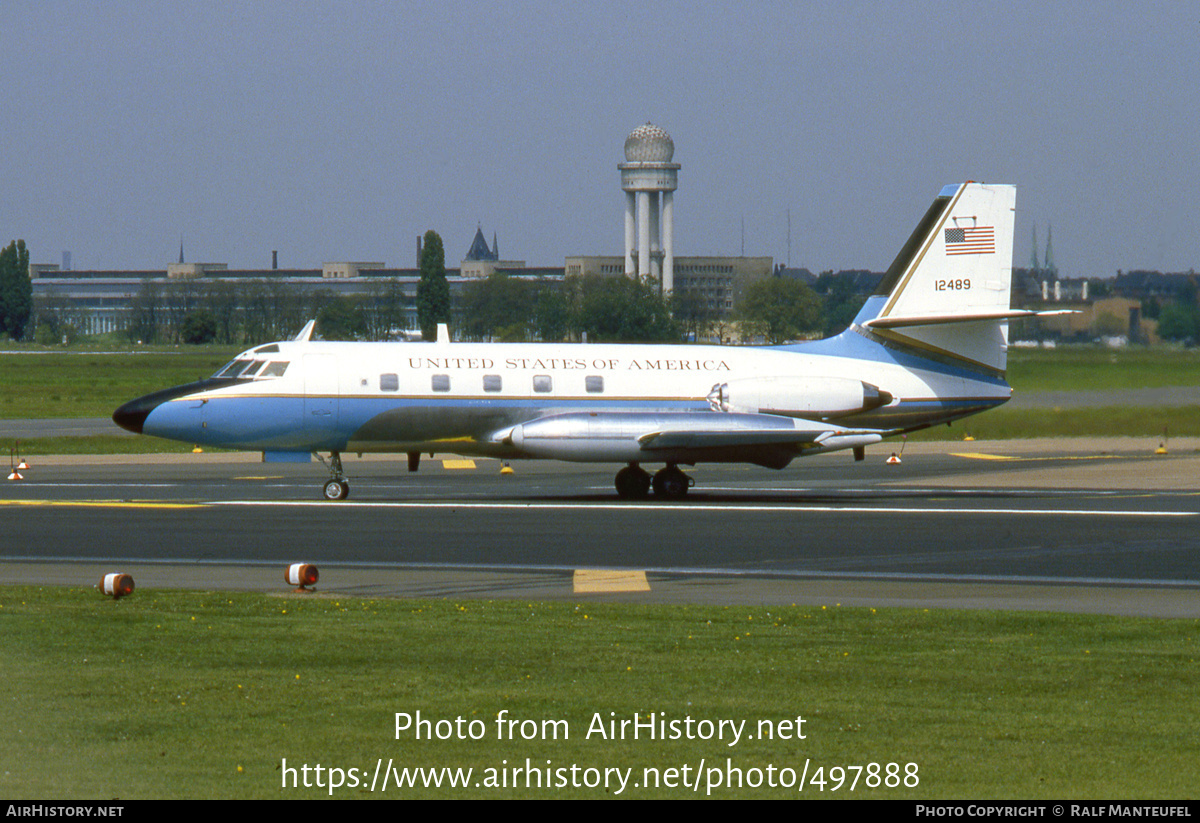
1,586,1196,799
1006,346,1200,393
0,348,237,419
8,436,226,455
910,406,1200,441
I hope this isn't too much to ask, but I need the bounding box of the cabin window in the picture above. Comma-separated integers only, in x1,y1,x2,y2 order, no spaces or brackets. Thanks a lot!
432,374,450,392
483,375,502,392
533,375,552,393
260,361,289,378
255,344,280,354
585,375,604,393
380,373,399,392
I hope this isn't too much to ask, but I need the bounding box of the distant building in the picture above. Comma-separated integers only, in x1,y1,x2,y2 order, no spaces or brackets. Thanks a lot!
28,263,471,336
564,255,771,314
459,226,527,278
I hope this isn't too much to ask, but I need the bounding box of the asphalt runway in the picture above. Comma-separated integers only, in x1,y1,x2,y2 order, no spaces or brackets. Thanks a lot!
2,439,1199,616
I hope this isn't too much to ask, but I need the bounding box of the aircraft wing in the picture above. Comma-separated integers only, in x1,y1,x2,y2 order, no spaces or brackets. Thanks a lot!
506,411,886,467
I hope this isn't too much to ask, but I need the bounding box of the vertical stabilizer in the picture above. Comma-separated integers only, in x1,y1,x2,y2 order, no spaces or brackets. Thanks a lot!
861,182,1016,374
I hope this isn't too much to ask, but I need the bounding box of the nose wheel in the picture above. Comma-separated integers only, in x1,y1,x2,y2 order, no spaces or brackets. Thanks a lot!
316,451,350,501
323,478,349,500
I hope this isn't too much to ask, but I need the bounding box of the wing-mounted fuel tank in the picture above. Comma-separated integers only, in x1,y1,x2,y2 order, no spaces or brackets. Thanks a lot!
706,377,892,420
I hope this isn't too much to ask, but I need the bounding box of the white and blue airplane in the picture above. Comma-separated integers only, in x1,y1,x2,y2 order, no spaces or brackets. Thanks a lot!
114,181,1055,500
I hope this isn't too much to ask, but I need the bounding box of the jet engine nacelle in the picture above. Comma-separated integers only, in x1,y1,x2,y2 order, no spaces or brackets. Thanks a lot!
507,411,812,463
706,377,892,419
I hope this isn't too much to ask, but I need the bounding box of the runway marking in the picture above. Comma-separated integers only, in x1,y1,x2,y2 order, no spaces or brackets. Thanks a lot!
0,499,204,510
214,500,1197,518
573,569,650,593
951,452,1127,462
441,459,477,469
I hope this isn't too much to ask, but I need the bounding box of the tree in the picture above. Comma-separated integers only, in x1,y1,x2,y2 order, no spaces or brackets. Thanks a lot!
1156,301,1199,343
317,296,367,341
456,272,536,341
361,277,408,341
813,270,868,336
737,276,822,344
126,280,162,344
180,309,218,344
204,280,241,344
669,287,717,342
533,286,570,342
33,288,86,345
575,274,680,342
416,230,450,341
0,239,32,340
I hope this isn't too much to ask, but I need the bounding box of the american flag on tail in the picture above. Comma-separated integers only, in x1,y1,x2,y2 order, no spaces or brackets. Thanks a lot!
944,226,995,255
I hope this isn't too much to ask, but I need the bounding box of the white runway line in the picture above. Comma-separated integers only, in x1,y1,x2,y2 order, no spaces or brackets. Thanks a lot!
212,500,1197,518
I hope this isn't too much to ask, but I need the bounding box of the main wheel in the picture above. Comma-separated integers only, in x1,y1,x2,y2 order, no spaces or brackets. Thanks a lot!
652,466,691,499
614,465,651,499
323,479,349,500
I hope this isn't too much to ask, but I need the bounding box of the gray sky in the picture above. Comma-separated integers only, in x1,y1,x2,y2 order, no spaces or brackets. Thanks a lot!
5,0,1197,280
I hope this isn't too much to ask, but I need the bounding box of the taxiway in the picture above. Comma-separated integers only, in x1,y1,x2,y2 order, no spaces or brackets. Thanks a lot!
2,439,1198,615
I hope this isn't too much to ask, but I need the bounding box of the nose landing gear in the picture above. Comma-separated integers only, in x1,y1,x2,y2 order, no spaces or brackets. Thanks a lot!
317,451,349,500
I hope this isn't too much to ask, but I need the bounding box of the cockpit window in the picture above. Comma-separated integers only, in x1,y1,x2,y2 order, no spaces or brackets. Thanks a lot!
213,358,290,380
215,359,253,378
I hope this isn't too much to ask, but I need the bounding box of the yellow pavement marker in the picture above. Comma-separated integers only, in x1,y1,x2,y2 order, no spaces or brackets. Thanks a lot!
573,569,651,593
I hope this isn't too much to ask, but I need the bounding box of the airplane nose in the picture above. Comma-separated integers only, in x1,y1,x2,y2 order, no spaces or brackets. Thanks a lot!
112,395,157,434
112,379,219,434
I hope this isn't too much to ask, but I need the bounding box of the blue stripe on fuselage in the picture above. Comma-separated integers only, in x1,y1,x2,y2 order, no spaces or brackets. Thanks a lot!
146,393,714,452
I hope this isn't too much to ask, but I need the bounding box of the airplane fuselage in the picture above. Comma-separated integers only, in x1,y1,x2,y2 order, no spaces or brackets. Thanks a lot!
114,182,1029,499
130,322,1009,464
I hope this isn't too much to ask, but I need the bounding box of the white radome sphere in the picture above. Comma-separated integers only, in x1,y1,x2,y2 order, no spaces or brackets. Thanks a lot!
624,123,675,163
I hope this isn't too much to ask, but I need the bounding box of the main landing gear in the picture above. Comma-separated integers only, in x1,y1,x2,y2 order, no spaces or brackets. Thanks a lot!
316,451,349,500
614,462,694,500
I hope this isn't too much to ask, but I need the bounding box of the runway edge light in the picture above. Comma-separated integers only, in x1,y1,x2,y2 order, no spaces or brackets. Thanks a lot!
286,563,319,592
99,573,135,599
